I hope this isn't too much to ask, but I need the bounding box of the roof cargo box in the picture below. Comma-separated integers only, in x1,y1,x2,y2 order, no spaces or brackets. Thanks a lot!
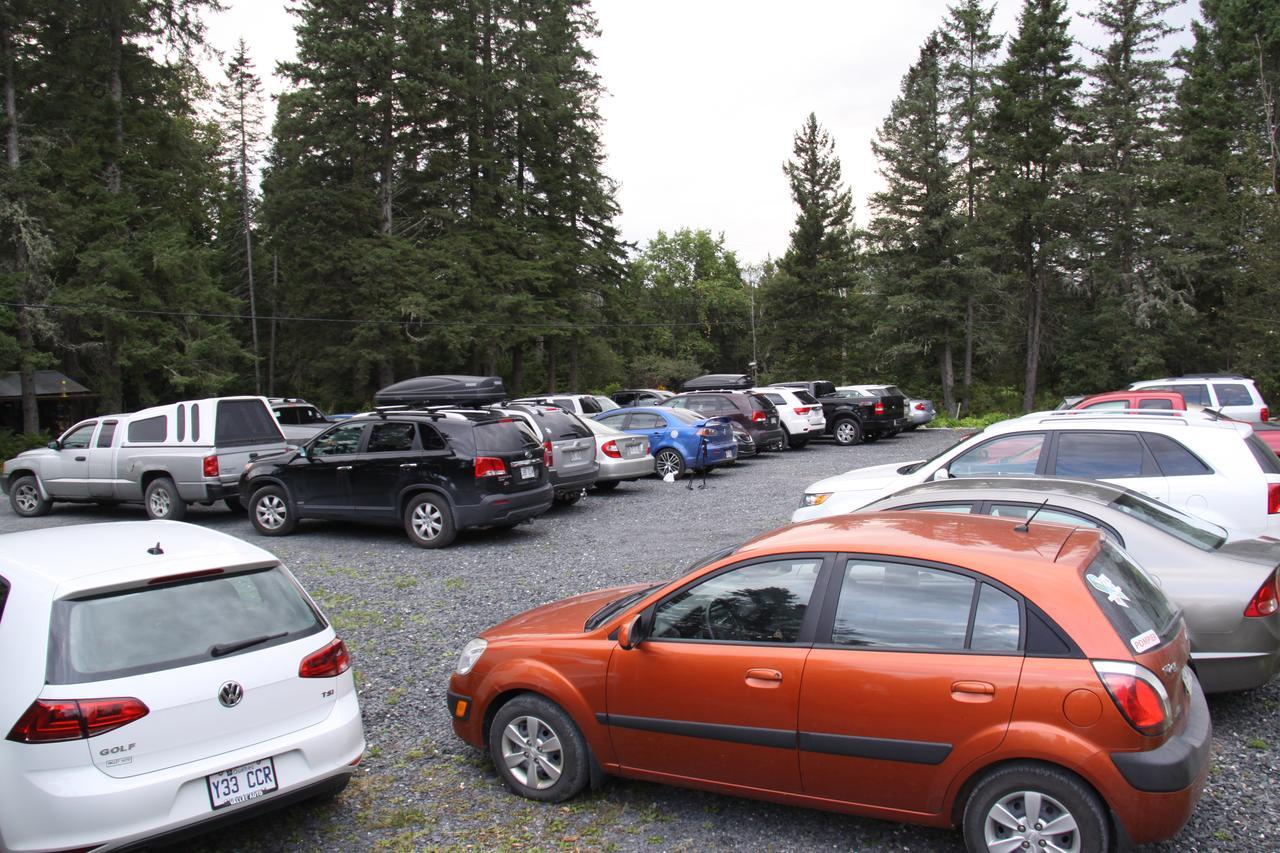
375,375,507,407
682,373,754,392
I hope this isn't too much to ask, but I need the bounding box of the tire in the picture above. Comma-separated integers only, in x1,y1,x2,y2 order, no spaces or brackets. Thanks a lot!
962,763,1109,853
224,496,246,513
831,417,863,447
488,694,590,803
404,492,456,548
780,427,792,450
144,477,187,521
249,486,297,536
9,475,51,517
789,436,809,449
904,424,919,432
593,480,621,491
654,448,686,478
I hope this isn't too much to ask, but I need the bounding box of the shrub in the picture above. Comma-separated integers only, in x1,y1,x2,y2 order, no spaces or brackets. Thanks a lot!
0,430,51,463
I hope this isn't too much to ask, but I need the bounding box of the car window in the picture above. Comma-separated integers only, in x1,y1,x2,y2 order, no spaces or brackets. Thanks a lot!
579,396,602,414
1053,432,1145,478
651,557,823,643
96,421,118,449
989,503,1106,532
1170,383,1210,406
366,422,416,453
831,561,976,651
627,412,666,430
761,392,786,405
898,503,974,514
949,433,1046,477
664,397,687,409
1213,383,1253,407
1245,434,1280,474
1142,433,1210,476
57,422,95,449
0,575,8,623
311,423,366,456
551,398,576,412
274,407,299,425
216,399,282,446
613,393,636,405
532,409,591,440
1082,399,1127,411
1109,493,1226,551
126,416,166,444
664,409,704,425
298,406,327,424
971,584,1021,652
793,390,819,404
596,411,628,427
417,424,448,451
1084,542,1180,652
1138,398,1174,410
474,421,539,453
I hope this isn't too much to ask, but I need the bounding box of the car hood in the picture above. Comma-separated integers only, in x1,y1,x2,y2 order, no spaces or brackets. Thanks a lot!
807,460,920,494
484,582,654,638
4,447,57,471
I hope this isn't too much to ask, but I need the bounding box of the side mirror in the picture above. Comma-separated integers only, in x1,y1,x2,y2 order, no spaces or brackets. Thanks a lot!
931,467,950,481
47,440,61,450
618,615,644,650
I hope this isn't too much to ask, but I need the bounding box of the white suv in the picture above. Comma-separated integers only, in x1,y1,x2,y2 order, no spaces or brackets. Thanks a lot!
1130,374,1269,423
793,409,1280,539
754,386,826,448
0,521,365,852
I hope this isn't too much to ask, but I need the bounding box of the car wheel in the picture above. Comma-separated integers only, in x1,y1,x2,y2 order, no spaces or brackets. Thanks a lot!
249,486,297,536
404,493,456,548
555,489,584,505
832,418,863,446
144,477,187,520
904,424,918,432
224,496,246,514
963,763,1108,853
654,449,685,478
790,436,809,449
9,475,51,517
489,694,590,803
593,480,620,491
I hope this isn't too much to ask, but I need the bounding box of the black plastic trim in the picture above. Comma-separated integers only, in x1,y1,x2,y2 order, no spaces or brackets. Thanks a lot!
1110,673,1212,792
446,691,472,723
599,713,794,749
797,732,952,765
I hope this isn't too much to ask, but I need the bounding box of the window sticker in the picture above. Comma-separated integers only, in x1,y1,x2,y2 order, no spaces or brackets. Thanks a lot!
1087,572,1131,608
1130,629,1160,653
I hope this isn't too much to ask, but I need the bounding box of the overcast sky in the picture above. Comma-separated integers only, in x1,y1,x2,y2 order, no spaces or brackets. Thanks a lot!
204,0,1198,266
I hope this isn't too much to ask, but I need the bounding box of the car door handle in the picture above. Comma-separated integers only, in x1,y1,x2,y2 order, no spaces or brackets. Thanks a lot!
74,456,86,462
745,668,783,688
337,465,353,472
951,681,996,701
400,463,418,469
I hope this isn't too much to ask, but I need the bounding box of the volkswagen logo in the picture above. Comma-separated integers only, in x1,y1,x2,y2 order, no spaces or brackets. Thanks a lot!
218,681,244,708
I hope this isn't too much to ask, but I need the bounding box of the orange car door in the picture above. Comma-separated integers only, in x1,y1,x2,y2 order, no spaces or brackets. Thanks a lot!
797,557,1024,816
604,554,832,794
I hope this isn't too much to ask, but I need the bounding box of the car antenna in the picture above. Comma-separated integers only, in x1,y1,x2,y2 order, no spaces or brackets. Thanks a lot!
1014,500,1050,533
147,542,164,555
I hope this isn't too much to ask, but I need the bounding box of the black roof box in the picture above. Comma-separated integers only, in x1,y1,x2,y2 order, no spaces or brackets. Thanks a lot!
375,375,506,407
682,373,754,392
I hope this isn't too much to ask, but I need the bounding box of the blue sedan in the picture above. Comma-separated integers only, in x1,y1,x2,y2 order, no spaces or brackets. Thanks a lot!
593,407,736,478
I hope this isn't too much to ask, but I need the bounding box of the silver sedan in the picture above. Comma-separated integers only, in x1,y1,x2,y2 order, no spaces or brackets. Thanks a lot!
581,417,653,490
861,477,1280,693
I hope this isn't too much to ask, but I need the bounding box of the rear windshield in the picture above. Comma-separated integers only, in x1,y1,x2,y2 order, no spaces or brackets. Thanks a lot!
813,381,836,397
216,399,284,447
1109,493,1227,551
1083,542,1180,654
884,386,905,397
533,409,592,440
1246,434,1280,474
475,421,542,453
792,390,819,404
666,409,706,424
48,567,324,684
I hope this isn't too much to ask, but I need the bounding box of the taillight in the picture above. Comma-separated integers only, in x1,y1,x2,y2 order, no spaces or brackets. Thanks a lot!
7,697,149,743
203,454,219,478
299,638,351,678
1269,483,1280,515
1263,407,1270,422
474,456,507,478
1093,661,1171,735
542,440,554,469
697,427,716,437
601,440,621,458
874,400,885,415
914,403,925,411
751,410,767,423
1245,570,1280,617
794,407,810,415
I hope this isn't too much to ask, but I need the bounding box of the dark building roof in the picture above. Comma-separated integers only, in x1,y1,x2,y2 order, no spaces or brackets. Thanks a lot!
0,370,93,401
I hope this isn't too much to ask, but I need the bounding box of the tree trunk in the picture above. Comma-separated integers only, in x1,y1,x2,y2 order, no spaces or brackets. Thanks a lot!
105,9,124,195
939,342,956,417
3,17,38,433
1022,267,1044,413
545,342,557,393
242,161,259,394
962,296,974,416
510,343,524,397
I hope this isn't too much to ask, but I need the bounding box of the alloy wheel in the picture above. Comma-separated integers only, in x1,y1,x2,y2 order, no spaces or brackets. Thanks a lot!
148,488,171,517
655,451,682,477
255,494,288,530
984,789,1081,853
412,501,443,540
13,483,39,514
500,715,564,791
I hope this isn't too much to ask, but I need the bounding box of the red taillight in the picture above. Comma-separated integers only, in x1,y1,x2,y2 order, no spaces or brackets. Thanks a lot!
751,410,767,423
1245,570,1280,617
1269,483,1280,515
874,400,885,415
1263,407,1270,422
601,440,621,458
1093,661,1170,735
914,402,925,411
793,406,810,415
299,638,351,678
474,456,507,478
203,454,219,478
6,698,149,744
542,440,554,469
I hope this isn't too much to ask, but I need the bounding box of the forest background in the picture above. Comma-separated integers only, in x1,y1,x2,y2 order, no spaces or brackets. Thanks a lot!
1,0,1278,439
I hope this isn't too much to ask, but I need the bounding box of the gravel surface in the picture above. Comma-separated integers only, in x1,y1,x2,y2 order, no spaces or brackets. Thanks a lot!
2,428,1276,851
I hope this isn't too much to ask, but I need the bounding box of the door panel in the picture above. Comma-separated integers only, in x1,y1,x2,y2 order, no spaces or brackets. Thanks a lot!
351,421,422,517
294,423,365,512
44,422,98,498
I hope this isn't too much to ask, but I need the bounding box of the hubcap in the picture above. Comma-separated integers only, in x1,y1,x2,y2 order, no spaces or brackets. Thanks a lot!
149,488,171,516
836,422,857,443
985,790,1081,853
656,452,680,477
500,715,563,791
14,484,38,513
412,501,443,540
255,494,287,530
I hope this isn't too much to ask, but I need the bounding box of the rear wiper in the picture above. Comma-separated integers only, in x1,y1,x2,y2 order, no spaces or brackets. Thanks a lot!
210,632,288,658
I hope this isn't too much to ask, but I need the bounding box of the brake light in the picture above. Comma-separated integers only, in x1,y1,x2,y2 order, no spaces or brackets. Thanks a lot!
1093,661,1171,735
299,638,351,678
474,456,507,478
793,407,810,415
1269,483,1280,515
1263,407,1270,422
751,410,767,423
7,698,149,743
203,454,219,478
543,440,554,469
914,403,925,411
874,400,885,415
601,440,621,458
1245,570,1280,617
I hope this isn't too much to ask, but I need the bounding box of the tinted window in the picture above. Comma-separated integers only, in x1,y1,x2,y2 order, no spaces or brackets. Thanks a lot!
971,584,1020,652
899,503,974,514
664,409,705,425
533,409,591,440
190,404,200,441
274,407,299,425
949,433,1045,477
96,421,117,449
596,411,629,428
1084,542,1180,652
761,393,786,405
311,423,365,456
1171,383,1210,406
613,392,637,405
627,413,666,430
884,386,905,397
989,503,1105,531
418,424,447,451
0,576,8,623
1054,433,1144,478
475,421,540,453
793,390,819,405
1143,433,1210,476
652,558,822,643
367,422,416,453
49,568,323,684
1110,493,1227,551
1214,383,1253,407
831,561,975,650
813,382,836,397
126,416,166,443
579,396,602,414
1082,399,1127,411
1246,434,1280,474
176,404,186,441
1138,398,1174,410
215,399,282,446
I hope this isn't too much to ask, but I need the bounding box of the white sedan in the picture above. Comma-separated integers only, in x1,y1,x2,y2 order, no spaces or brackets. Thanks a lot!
0,521,365,852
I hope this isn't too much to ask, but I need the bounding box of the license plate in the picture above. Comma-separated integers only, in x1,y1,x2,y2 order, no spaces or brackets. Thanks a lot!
520,465,536,480
207,757,278,810
623,445,642,458
727,447,736,457
569,450,586,463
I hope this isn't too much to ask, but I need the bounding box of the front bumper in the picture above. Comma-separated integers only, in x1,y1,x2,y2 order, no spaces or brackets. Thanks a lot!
454,483,554,529
0,471,10,496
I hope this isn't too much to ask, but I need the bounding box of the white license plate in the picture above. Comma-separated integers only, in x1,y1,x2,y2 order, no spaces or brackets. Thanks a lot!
623,445,642,458
569,451,587,463
520,465,536,479
207,757,278,810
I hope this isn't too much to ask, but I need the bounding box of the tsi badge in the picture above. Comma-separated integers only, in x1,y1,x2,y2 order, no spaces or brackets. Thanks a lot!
218,681,245,708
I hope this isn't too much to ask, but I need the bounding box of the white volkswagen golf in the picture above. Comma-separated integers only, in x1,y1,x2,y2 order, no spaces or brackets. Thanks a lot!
0,521,365,852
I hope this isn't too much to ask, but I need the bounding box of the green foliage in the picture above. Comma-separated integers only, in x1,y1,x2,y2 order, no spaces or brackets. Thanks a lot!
0,429,49,462
931,411,1015,429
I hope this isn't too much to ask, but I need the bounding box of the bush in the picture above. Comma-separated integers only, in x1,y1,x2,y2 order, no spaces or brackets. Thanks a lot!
930,412,1016,430
0,430,51,463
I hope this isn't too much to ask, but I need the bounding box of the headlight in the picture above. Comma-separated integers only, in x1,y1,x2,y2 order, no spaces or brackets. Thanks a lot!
455,638,488,675
801,493,831,508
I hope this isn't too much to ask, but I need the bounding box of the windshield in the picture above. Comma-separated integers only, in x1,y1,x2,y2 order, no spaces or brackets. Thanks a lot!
1109,493,1227,551
899,430,984,475
1083,542,1181,652
584,583,664,631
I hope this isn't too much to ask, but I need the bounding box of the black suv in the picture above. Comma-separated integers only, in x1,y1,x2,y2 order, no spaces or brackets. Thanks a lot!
661,391,786,451
239,409,552,548
775,381,907,445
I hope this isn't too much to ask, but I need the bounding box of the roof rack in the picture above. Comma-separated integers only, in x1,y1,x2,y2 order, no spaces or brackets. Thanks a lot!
1177,373,1246,380
1033,409,1195,425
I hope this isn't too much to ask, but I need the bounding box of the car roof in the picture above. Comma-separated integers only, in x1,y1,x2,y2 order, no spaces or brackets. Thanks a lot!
0,521,280,596
994,408,1250,435
881,476,1139,506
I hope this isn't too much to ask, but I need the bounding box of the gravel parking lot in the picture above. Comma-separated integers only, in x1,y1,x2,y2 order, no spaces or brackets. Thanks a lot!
3,428,1276,851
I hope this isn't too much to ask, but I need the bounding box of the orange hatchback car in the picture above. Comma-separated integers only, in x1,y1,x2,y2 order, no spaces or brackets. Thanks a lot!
447,513,1210,851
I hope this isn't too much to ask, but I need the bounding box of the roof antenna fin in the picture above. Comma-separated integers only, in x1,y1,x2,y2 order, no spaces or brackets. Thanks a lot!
1013,500,1050,533
147,542,164,555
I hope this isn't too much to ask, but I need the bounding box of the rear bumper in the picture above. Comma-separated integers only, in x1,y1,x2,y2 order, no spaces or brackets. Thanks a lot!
864,417,909,435
454,483,554,529
550,467,599,494
597,455,654,482
1191,647,1280,693
750,427,786,450
689,441,736,468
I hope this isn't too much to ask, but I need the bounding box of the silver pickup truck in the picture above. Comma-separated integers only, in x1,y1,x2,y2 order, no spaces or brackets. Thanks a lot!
2,396,288,520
